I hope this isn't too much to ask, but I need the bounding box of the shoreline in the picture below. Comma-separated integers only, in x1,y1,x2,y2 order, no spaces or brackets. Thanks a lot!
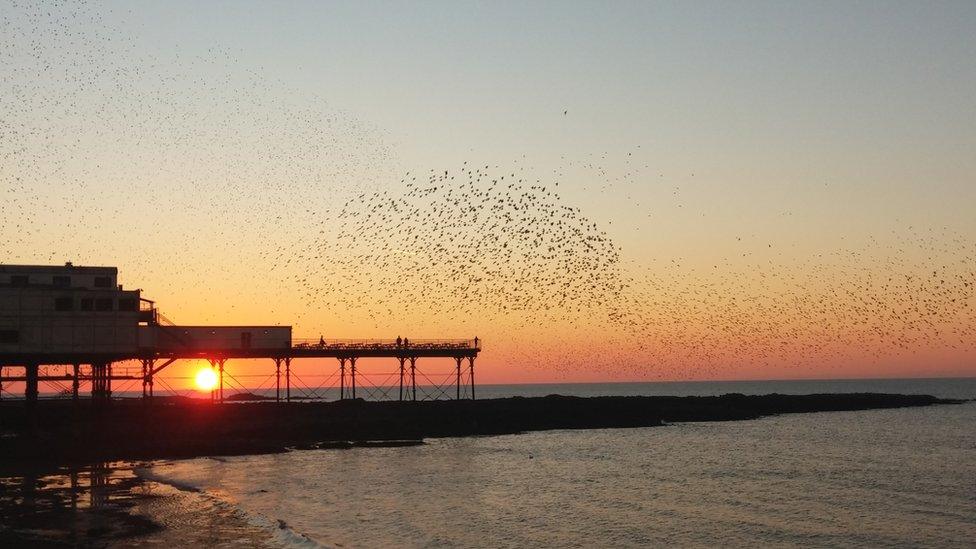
0,392,962,468
0,394,966,547
0,461,279,548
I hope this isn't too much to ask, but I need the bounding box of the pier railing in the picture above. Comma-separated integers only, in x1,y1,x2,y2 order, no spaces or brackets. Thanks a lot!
291,338,480,351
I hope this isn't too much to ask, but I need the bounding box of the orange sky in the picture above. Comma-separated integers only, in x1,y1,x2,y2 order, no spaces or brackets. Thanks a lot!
2,2,975,392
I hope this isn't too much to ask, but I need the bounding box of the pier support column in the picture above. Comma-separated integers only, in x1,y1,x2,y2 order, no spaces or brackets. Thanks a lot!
350,357,357,400
207,360,217,403
0,366,4,401
409,357,417,402
455,357,462,400
91,362,111,403
218,359,225,404
468,356,475,400
91,363,102,401
25,364,39,405
285,358,291,403
72,364,80,401
398,357,406,401
140,360,153,400
274,358,281,402
339,358,346,400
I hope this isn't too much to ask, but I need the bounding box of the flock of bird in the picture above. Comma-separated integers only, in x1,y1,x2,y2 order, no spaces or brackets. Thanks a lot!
2,1,974,379
291,164,974,378
294,163,623,322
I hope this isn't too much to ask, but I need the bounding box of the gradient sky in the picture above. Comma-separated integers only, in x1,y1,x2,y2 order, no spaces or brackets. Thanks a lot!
2,1,974,388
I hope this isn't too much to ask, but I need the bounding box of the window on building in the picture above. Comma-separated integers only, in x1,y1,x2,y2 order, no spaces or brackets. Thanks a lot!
94,276,112,288
53,275,71,288
10,275,28,287
95,298,113,311
118,298,137,311
0,330,18,344
55,297,73,311
80,298,93,311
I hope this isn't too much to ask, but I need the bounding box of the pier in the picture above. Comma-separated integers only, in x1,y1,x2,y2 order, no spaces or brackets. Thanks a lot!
0,263,480,405
0,338,481,404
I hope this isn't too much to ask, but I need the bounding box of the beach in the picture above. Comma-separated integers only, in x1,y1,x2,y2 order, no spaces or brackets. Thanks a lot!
3,399,974,547
0,461,278,548
2,379,974,547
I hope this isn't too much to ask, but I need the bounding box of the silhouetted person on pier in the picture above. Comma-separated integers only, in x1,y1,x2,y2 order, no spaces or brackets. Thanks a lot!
474,336,479,348
404,338,409,348
319,335,325,346
396,336,402,348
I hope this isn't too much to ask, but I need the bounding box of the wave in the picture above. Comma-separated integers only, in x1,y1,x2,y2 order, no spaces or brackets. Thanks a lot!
136,462,324,549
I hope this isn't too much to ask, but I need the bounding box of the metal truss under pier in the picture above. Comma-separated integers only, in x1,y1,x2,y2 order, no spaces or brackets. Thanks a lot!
0,338,481,404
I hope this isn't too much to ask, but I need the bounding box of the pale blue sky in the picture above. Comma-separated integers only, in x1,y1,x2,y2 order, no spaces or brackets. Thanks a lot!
5,0,974,261
97,1,976,247
111,1,976,156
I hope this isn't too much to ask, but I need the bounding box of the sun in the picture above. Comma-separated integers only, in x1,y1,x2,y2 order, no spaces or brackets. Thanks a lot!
195,367,218,391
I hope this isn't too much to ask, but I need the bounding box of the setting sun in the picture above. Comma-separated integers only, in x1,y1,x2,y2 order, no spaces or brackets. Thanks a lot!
194,368,218,391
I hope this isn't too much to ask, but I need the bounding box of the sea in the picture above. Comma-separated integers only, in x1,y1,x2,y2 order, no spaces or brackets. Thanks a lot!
128,378,976,548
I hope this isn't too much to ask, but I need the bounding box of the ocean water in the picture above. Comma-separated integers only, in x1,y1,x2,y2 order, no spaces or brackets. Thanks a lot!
476,377,976,400
141,379,976,548
111,376,976,402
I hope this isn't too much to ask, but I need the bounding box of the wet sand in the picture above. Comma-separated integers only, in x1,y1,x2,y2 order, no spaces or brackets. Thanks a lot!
0,462,275,548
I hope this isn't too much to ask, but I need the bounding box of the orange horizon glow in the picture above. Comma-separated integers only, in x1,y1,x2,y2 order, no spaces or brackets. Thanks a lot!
2,352,974,397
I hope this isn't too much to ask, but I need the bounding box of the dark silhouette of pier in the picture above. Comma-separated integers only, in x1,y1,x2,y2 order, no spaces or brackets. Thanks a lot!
0,338,481,404
0,263,480,405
